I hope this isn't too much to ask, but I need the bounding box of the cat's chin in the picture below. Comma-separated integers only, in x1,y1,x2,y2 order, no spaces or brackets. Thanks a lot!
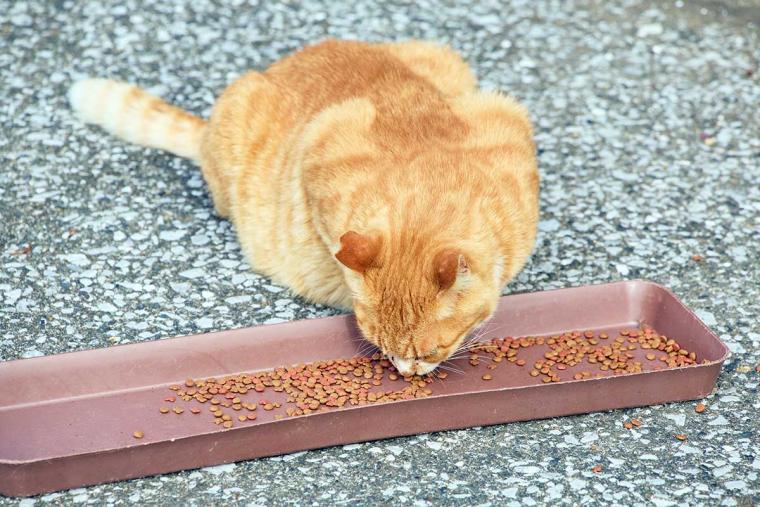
388,356,439,376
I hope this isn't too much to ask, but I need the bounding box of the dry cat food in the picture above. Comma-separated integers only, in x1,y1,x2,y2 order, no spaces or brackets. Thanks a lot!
467,326,699,385
161,354,435,428
158,327,699,429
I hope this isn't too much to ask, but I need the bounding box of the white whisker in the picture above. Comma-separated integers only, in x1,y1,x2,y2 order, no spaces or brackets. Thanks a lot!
447,352,475,361
454,353,492,361
470,321,511,342
354,340,378,358
438,363,465,375
359,347,377,358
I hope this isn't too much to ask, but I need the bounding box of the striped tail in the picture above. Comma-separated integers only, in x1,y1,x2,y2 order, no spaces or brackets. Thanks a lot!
69,78,206,162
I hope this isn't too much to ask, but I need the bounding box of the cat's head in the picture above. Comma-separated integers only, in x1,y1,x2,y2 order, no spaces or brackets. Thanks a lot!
335,230,500,376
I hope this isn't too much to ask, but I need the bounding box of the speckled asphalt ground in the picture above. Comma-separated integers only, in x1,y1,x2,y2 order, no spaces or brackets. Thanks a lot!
1,0,759,505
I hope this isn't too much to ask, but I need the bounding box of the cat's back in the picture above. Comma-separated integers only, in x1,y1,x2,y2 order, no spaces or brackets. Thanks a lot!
266,39,471,149
265,40,413,114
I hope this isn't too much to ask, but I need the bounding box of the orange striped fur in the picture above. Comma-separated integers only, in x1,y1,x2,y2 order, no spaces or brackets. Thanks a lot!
69,39,539,375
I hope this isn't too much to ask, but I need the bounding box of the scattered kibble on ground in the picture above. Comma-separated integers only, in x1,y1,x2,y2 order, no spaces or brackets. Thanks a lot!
159,327,699,429
699,133,717,146
675,434,687,441
10,244,32,256
695,403,706,413
132,431,144,439
592,465,603,473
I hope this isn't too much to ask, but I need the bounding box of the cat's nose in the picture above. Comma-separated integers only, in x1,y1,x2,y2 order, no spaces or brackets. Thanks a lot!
389,355,438,376
389,356,415,376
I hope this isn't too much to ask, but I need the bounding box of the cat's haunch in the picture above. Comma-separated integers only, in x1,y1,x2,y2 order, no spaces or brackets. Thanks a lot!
69,39,539,376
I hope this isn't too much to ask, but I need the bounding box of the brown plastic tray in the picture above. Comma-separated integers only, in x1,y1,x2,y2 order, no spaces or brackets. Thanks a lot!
0,280,728,497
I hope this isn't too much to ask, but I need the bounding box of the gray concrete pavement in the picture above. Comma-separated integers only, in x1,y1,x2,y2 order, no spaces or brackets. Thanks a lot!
1,0,758,505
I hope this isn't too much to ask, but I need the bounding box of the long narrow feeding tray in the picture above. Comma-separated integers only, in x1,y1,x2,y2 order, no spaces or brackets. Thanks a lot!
0,280,728,497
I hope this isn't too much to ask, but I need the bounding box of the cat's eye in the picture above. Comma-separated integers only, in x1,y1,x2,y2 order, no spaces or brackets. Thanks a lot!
423,348,439,359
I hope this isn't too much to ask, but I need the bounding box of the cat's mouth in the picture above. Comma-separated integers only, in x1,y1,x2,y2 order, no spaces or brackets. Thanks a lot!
388,355,439,376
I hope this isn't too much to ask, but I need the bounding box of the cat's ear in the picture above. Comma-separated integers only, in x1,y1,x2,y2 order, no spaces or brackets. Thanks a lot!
335,231,381,274
434,249,469,292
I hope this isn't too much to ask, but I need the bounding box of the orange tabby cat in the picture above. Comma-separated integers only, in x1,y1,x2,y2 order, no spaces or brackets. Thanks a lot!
69,39,539,375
